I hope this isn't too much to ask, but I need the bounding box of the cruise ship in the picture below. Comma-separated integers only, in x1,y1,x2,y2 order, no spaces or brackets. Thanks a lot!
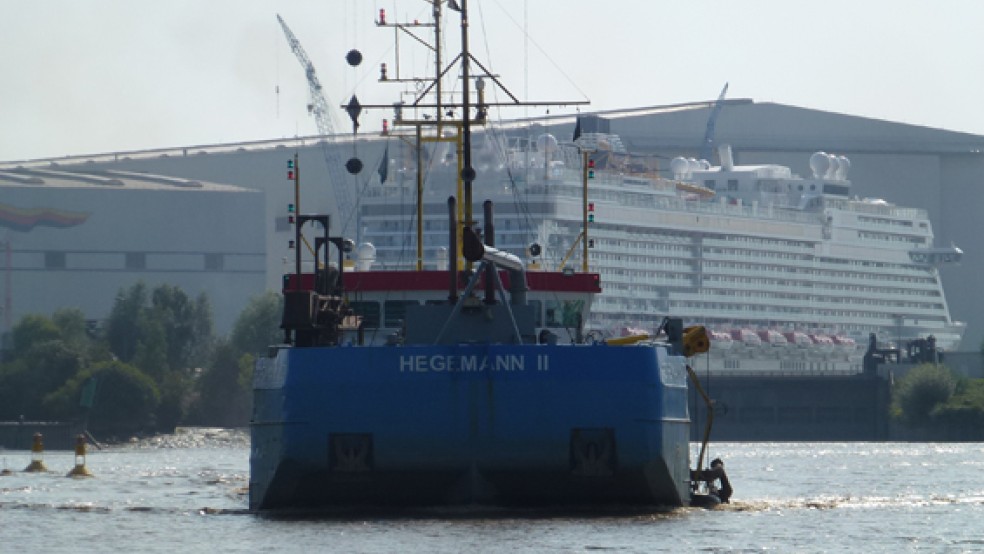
352,123,964,372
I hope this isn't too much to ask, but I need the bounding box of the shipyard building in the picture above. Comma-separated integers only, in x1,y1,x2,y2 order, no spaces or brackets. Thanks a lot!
0,167,265,333
3,100,983,349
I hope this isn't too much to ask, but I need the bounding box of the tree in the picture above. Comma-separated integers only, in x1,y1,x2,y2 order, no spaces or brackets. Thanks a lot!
230,291,283,355
105,282,149,363
892,363,956,426
0,311,95,420
188,291,283,427
929,378,984,439
149,285,215,370
189,340,252,427
10,314,60,358
44,360,160,437
100,282,217,432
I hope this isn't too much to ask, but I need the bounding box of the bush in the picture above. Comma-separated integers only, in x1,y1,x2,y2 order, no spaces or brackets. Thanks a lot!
891,363,956,426
932,379,984,436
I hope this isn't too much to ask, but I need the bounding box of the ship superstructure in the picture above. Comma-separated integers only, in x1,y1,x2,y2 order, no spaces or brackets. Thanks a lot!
355,129,963,371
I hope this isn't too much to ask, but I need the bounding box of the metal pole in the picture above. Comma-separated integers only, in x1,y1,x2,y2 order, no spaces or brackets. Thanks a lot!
459,0,474,233
293,152,301,285
484,200,495,304
448,196,458,303
434,0,442,129
416,125,424,271
582,150,589,273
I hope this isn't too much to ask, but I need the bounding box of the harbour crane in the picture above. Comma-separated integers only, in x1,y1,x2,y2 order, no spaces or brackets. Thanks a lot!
276,14,355,235
698,83,729,163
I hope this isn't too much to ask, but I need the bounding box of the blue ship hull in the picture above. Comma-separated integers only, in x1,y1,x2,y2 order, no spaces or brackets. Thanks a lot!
250,343,692,511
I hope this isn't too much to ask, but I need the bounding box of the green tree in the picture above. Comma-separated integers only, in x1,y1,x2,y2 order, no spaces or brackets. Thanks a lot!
189,340,252,427
230,291,283,355
150,285,214,370
931,378,984,437
105,282,149,363
0,312,95,420
101,282,216,430
51,308,91,351
892,363,956,425
10,314,60,358
44,360,160,437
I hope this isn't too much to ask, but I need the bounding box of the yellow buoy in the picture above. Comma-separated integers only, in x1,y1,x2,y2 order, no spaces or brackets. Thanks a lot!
66,434,93,478
24,432,48,472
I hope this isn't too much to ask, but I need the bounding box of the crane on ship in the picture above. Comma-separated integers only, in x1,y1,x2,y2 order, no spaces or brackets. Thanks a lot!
276,14,355,236
698,82,729,163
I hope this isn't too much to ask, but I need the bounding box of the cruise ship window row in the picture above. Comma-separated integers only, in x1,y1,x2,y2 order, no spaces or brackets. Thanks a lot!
684,289,944,312
857,231,928,245
676,298,946,319
816,259,931,277
592,240,694,254
702,261,935,284
702,235,814,251
672,301,946,323
702,248,812,262
698,287,945,308
703,274,941,297
857,215,916,228
592,254,694,268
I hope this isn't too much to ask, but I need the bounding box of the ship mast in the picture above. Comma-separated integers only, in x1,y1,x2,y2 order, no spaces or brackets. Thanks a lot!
351,0,589,273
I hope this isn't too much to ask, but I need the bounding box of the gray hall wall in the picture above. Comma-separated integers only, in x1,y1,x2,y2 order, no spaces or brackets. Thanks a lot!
939,155,984,352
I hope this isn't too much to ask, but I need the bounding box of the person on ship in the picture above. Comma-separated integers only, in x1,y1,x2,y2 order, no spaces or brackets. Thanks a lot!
705,458,733,504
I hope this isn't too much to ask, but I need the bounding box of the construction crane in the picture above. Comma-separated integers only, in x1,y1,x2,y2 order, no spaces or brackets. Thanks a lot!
698,82,729,163
276,14,355,236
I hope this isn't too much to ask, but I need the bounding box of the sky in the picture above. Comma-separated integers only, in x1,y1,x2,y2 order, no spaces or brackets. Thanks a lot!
2,0,983,162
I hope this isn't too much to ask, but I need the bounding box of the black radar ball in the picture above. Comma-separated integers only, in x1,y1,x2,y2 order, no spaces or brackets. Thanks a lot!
345,49,363,67
461,166,477,182
346,158,364,175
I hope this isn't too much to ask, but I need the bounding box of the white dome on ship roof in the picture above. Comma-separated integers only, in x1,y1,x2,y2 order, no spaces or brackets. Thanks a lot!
356,242,376,271
809,151,829,179
357,242,376,258
687,158,701,173
836,155,851,180
536,133,558,153
699,159,711,170
825,154,840,179
670,157,690,178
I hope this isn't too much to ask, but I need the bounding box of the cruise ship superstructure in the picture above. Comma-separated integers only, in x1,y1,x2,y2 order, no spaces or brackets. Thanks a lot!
354,127,963,372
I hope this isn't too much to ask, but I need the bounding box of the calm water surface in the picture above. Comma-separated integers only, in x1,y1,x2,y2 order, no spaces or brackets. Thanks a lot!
2,440,983,553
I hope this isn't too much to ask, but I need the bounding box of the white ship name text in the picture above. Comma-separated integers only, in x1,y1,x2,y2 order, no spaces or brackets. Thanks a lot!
399,354,550,372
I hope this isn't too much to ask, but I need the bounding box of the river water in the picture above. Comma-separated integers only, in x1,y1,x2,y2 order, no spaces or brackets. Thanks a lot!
2,434,983,553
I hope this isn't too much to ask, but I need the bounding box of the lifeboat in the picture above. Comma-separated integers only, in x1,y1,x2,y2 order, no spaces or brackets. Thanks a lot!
730,328,762,347
675,181,716,199
757,329,788,347
810,334,835,353
832,335,859,354
709,330,734,351
783,331,813,348
619,326,648,337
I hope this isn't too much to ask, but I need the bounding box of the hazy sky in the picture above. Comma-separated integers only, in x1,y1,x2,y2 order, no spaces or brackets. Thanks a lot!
2,0,983,162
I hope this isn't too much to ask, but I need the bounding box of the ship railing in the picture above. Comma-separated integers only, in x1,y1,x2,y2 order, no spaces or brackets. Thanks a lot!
826,198,927,220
